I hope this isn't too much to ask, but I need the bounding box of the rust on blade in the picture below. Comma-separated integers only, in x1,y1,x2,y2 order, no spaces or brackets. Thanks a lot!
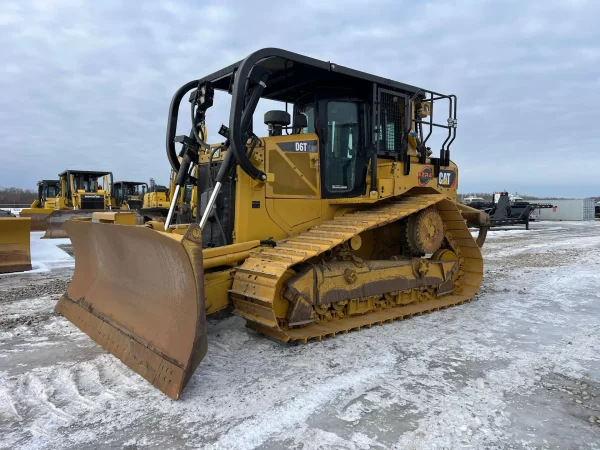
0,217,32,274
56,220,207,399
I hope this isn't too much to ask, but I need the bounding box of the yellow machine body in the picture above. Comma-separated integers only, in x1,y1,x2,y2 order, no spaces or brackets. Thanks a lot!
56,49,483,399
86,211,139,226
143,191,169,209
0,217,32,273
113,181,148,211
19,179,60,231
140,167,197,222
43,170,143,238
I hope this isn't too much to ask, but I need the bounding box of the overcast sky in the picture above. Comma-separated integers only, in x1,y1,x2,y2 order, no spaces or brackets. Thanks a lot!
1,0,598,197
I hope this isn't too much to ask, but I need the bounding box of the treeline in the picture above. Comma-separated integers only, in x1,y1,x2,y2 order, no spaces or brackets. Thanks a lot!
0,187,37,205
0,187,596,206
459,192,600,202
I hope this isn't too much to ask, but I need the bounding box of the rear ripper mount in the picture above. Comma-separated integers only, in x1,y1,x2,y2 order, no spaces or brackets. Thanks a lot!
56,48,482,400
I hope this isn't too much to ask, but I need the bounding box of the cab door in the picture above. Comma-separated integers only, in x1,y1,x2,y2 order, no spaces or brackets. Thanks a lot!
317,96,369,199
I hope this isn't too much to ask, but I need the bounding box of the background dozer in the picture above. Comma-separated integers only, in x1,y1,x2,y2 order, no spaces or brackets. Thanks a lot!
18,179,60,231
140,168,197,222
43,170,114,238
140,182,169,220
113,181,148,210
57,48,484,399
0,216,32,273
140,154,207,224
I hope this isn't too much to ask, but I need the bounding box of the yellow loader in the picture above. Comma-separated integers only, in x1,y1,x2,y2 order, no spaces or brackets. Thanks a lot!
0,214,32,273
57,48,484,399
18,179,60,231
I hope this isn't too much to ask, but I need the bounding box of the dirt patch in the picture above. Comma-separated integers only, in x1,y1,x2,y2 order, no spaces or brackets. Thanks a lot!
0,277,70,303
0,310,59,330
511,249,583,268
486,249,584,269
541,373,600,417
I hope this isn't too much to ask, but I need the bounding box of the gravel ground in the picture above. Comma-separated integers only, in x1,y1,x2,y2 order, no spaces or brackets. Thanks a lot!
0,222,599,449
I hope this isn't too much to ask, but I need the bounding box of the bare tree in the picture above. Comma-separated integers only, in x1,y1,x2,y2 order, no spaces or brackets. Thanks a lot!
0,187,37,205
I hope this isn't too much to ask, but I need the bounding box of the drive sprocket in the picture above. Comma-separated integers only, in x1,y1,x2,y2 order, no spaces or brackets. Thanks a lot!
406,207,444,254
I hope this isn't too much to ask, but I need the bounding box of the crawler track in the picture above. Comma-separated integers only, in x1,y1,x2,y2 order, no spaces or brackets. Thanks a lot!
231,194,484,342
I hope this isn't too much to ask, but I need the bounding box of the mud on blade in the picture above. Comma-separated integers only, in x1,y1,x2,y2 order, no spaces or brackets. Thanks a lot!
56,220,207,399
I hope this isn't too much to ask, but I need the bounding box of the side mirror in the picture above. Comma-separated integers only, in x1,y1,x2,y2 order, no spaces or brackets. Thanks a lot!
293,114,307,130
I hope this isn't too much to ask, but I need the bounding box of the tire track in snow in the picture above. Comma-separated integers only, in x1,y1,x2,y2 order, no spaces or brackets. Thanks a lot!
211,350,396,450
17,372,77,424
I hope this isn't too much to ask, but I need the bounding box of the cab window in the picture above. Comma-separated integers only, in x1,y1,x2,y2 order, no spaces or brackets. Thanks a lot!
298,104,315,134
325,101,359,194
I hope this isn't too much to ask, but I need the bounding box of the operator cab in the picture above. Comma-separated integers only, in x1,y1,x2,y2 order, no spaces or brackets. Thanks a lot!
58,170,113,208
38,180,60,202
114,181,148,209
167,48,456,246
264,98,365,197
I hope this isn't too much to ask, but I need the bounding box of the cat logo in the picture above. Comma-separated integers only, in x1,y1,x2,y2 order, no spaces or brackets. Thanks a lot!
417,166,433,186
437,170,457,188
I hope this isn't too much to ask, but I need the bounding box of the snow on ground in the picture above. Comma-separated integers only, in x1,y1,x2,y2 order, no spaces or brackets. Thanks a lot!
1,222,600,449
0,232,73,279
28,232,73,273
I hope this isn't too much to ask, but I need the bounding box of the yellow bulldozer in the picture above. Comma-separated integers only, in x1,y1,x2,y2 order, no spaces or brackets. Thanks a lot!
18,179,61,231
43,170,142,238
57,48,484,399
141,182,169,219
43,170,114,238
140,169,197,223
113,181,148,210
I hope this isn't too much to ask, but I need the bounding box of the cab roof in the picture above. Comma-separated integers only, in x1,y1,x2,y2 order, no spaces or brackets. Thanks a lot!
59,170,112,177
197,48,426,103
114,181,148,186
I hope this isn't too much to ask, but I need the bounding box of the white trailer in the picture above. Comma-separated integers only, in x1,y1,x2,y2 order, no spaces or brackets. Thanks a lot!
537,198,595,221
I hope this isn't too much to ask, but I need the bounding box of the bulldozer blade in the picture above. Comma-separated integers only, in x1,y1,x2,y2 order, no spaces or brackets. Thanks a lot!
56,220,207,399
19,209,54,231
43,210,103,239
0,217,32,273
43,210,144,239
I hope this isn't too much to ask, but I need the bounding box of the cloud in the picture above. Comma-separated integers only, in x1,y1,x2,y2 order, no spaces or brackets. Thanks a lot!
0,0,599,197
